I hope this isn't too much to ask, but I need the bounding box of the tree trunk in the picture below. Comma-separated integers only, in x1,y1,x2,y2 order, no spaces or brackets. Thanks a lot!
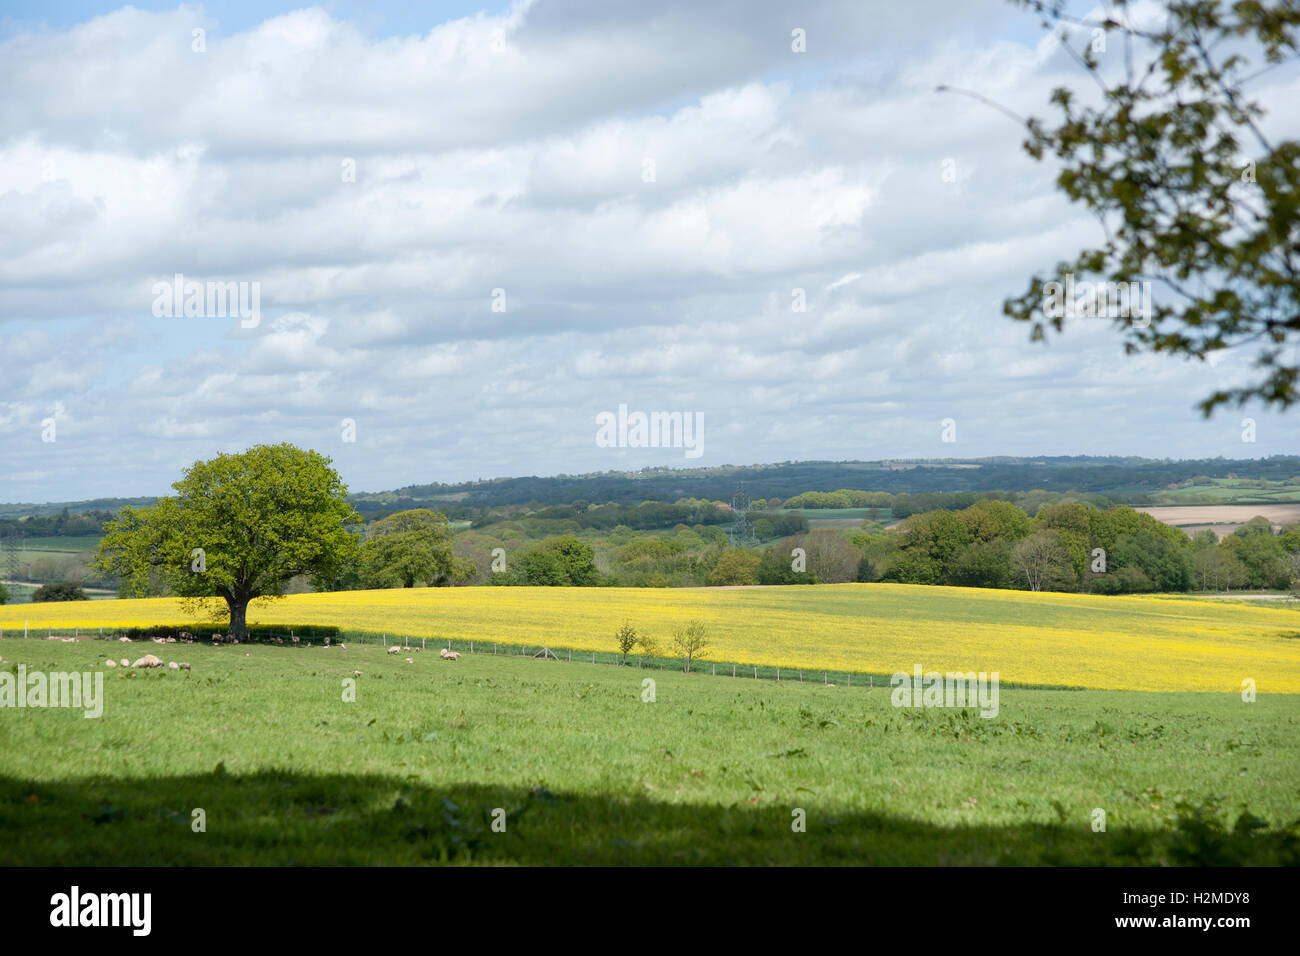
226,596,250,640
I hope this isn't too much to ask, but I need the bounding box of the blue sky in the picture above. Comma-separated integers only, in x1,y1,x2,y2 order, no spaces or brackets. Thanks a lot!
0,1,503,40
1,1,1296,502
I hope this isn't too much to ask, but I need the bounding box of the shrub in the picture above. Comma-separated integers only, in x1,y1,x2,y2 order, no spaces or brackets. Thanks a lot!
117,623,341,643
708,549,760,586
30,582,89,602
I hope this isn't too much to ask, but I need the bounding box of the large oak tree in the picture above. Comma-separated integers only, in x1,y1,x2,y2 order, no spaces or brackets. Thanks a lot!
93,443,359,639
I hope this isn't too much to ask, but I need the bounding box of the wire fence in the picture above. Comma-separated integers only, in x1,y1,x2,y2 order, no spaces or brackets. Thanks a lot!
0,622,899,691
0,623,1083,692
370,632,897,689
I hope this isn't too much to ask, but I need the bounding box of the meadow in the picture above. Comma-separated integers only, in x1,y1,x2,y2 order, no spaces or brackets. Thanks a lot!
1136,503,1300,538
1,638,1297,865
2,583,1298,692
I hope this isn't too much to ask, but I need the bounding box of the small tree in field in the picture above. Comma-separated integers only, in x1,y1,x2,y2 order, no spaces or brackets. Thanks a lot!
671,619,710,674
93,443,359,640
614,620,638,665
636,633,660,666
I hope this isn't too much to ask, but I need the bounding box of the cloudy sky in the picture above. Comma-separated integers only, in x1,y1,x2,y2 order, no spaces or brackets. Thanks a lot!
2,0,1296,503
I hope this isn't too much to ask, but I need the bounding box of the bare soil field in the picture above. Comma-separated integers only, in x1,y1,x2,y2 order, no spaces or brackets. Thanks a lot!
1139,503,1300,538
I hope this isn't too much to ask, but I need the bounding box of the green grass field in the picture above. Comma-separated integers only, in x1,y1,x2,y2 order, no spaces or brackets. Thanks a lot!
2,637,1297,865
1148,478,1300,505
11,536,104,553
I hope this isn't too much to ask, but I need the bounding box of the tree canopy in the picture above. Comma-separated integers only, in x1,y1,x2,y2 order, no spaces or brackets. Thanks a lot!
93,443,359,638
362,508,469,588
1005,0,1300,413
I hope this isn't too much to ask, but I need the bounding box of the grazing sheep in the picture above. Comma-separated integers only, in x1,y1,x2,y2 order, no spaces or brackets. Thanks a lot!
179,662,191,670
439,649,461,661
168,661,179,670
132,654,164,669
387,646,400,655
118,637,131,643
104,659,116,668
165,637,176,644
119,658,130,667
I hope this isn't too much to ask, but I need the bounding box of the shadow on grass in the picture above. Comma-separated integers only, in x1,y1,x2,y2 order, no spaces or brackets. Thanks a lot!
3,770,1297,866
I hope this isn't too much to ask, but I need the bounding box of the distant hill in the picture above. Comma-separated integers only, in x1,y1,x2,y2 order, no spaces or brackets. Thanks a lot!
346,455,1300,515
4,456,1299,521
0,497,158,521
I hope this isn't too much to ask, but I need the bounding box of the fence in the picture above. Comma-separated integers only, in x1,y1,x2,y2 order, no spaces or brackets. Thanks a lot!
0,624,1082,692
371,632,898,689
0,622,897,691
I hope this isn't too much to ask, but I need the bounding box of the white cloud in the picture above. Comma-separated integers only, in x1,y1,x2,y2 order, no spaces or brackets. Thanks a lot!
1,1,1296,501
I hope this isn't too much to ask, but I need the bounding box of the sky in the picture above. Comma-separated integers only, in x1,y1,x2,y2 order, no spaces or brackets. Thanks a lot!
1,0,1297,503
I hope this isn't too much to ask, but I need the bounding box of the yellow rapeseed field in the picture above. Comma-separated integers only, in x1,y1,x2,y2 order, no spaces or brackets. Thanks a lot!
2,583,1297,692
